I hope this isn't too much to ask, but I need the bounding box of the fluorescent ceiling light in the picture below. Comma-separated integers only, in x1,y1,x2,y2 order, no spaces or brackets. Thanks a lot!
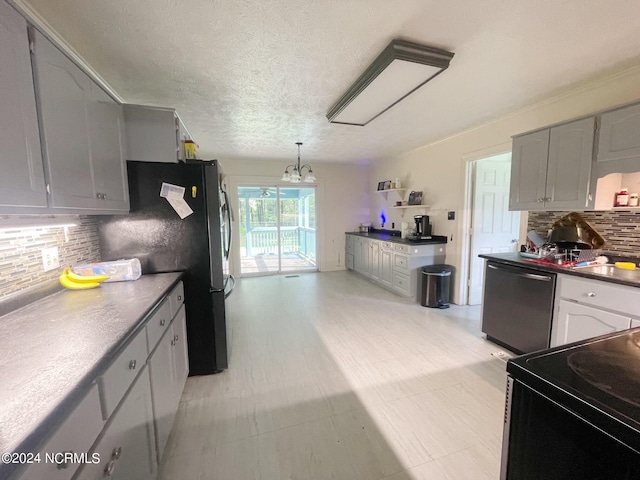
326,39,454,126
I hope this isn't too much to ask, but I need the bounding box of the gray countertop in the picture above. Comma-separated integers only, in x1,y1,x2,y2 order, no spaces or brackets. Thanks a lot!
0,272,182,476
479,252,640,288
347,231,448,245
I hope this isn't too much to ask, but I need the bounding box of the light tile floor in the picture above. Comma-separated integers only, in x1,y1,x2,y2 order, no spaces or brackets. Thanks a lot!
158,271,509,480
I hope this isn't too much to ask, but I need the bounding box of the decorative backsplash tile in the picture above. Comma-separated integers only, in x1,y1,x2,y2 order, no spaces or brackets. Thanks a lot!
0,217,100,299
528,211,640,256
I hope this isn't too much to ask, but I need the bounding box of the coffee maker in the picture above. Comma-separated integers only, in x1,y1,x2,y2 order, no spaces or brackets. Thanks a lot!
413,215,432,238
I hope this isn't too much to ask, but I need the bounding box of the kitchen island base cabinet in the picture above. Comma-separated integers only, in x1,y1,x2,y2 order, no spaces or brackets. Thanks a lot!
76,367,156,480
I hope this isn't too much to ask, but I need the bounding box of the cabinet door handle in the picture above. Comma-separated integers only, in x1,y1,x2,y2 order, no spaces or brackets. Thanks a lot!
160,319,166,327
587,292,596,297
537,198,544,203
177,295,182,301
112,446,122,460
128,359,137,370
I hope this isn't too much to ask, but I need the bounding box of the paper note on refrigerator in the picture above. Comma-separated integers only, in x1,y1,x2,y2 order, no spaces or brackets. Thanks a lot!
160,182,185,199
160,182,193,219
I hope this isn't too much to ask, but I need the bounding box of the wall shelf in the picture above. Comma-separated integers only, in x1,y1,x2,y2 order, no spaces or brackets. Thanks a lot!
375,188,406,194
376,188,406,201
392,205,431,217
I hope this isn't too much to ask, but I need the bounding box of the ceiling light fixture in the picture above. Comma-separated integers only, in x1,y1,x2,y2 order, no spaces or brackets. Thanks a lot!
326,39,454,126
281,142,316,183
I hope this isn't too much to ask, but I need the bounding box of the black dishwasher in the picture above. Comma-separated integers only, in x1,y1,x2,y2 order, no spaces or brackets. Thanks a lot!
481,261,556,354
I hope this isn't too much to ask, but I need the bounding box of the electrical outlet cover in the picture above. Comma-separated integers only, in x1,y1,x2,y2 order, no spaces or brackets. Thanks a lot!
42,247,60,272
447,211,455,220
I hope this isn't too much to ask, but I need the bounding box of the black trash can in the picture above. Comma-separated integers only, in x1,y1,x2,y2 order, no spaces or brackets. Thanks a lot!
421,264,452,309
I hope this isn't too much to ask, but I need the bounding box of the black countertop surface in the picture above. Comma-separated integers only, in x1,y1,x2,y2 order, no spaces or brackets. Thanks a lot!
347,231,448,246
507,327,640,452
479,252,640,288
0,272,183,479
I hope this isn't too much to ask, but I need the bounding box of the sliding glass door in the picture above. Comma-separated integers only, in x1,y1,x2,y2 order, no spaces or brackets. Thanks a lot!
238,186,317,276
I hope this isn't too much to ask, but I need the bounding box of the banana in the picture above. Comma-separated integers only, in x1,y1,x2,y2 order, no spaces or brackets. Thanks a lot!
65,268,110,283
59,267,107,290
59,272,100,289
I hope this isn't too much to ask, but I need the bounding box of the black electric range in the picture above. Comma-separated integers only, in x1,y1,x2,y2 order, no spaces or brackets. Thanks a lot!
508,327,640,449
502,328,640,479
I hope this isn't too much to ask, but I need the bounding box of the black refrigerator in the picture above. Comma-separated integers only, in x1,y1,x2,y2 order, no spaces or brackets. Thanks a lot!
97,160,234,375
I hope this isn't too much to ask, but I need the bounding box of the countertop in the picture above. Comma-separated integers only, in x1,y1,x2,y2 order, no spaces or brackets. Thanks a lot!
479,252,640,288
0,272,182,477
347,231,448,245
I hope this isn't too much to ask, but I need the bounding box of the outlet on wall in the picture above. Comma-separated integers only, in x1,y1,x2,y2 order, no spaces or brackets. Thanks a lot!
42,247,60,272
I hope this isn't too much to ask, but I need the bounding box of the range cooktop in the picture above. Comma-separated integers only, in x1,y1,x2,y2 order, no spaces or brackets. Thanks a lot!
507,328,640,449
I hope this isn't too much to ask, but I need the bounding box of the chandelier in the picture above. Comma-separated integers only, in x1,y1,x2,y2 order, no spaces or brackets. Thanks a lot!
281,142,316,183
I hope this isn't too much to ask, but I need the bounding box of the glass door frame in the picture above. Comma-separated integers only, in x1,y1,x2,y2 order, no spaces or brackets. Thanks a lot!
236,183,318,278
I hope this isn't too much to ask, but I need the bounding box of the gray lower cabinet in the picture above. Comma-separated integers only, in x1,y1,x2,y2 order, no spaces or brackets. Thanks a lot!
76,367,156,480
632,319,640,328
551,275,635,347
553,299,631,346
32,30,128,212
346,234,445,299
149,301,188,464
368,240,380,280
510,117,595,211
0,2,47,209
379,245,393,287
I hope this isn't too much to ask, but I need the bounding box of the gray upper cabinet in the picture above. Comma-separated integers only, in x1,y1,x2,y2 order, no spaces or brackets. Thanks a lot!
595,102,640,174
545,117,595,209
509,129,549,210
87,83,129,211
510,117,595,211
32,30,129,212
0,2,47,209
33,29,95,209
124,105,190,163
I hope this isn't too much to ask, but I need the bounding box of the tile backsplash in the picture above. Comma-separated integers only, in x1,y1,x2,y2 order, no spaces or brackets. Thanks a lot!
528,210,640,256
0,217,101,299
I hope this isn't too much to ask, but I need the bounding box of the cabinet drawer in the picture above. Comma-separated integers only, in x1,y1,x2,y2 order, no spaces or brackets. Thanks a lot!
558,275,640,314
22,385,103,480
168,281,184,318
346,236,354,254
392,271,411,296
381,241,393,251
98,328,148,420
145,298,172,354
394,243,410,254
393,253,409,272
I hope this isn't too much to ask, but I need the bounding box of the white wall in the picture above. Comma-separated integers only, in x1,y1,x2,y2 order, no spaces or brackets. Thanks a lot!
220,158,370,275
371,66,640,304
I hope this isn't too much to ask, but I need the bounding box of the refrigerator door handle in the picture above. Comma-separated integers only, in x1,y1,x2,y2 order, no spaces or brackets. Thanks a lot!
224,275,235,299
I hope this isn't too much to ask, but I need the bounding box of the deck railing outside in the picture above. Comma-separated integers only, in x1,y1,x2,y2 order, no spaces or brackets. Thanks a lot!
242,226,316,262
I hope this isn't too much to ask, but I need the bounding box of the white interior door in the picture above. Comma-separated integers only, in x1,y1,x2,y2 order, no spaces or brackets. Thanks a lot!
468,155,521,305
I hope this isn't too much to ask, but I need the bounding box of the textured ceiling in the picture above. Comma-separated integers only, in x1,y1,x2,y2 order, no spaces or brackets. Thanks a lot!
19,0,640,163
